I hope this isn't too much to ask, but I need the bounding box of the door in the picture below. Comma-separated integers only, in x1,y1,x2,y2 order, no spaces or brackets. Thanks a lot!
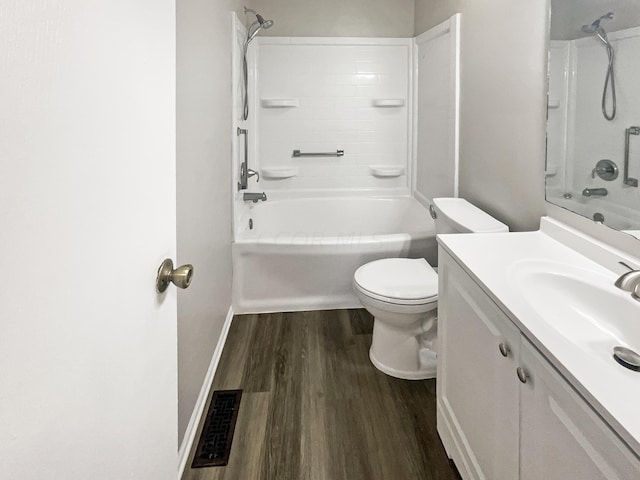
0,2,177,479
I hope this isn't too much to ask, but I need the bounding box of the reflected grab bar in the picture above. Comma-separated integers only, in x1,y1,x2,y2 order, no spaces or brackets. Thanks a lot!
293,149,344,158
624,126,639,187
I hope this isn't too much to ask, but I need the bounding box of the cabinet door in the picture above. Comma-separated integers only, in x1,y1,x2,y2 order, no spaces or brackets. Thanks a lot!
520,338,640,480
437,252,520,480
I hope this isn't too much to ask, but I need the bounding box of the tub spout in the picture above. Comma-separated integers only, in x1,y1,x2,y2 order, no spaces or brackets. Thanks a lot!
243,192,267,203
582,187,608,197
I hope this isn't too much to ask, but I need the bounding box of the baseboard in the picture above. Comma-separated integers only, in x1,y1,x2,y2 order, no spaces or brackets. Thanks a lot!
176,306,235,479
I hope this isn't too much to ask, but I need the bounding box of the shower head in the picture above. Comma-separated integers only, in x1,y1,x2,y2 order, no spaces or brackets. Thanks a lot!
244,6,274,44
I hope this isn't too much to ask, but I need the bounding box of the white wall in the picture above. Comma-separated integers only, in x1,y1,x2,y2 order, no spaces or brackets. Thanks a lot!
176,0,242,444
254,38,412,194
248,0,414,37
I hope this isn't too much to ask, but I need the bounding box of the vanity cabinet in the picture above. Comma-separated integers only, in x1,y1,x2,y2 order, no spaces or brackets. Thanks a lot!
437,249,640,480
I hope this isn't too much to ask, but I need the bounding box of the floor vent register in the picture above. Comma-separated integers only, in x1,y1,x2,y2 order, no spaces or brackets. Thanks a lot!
191,389,242,468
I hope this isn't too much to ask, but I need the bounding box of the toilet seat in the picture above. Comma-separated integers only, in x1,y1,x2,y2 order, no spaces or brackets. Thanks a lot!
353,258,438,306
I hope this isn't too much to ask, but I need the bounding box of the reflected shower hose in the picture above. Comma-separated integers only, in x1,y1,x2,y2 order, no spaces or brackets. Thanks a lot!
601,43,616,121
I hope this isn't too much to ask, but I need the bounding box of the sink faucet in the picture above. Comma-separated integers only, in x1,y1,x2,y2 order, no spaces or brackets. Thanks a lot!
615,261,640,300
582,187,608,197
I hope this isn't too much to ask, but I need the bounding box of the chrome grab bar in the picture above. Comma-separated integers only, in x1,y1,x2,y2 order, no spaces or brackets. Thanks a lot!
237,127,249,190
293,149,344,158
623,126,639,187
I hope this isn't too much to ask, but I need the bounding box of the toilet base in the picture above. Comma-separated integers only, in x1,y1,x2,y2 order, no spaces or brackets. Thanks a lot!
368,316,437,380
370,348,437,380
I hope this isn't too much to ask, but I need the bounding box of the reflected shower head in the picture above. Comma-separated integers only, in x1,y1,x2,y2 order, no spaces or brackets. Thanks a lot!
581,12,613,34
581,12,614,48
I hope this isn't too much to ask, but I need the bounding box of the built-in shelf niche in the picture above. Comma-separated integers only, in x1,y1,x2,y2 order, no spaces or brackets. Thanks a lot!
372,98,405,107
260,98,299,108
370,166,405,178
261,166,299,179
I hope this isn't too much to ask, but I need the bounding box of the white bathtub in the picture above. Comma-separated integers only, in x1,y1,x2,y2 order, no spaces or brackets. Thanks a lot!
232,196,436,313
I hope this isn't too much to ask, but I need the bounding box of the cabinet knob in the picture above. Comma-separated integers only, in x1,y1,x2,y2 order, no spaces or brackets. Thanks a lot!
516,367,528,384
498,342,510,357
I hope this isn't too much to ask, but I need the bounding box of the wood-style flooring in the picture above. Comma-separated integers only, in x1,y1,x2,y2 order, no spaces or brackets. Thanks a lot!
182,309,461,480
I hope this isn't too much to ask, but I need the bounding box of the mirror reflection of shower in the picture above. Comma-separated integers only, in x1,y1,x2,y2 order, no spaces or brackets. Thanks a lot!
581,12,616,120
242,6,274,121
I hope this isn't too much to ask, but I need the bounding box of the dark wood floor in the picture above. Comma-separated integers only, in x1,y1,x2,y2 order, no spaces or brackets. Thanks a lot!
182,309,461,480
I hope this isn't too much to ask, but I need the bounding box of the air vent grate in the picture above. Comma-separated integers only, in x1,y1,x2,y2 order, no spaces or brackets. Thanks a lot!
191,389,242,468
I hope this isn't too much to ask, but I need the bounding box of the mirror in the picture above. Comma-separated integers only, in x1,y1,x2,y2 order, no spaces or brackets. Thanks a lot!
546,0,640,239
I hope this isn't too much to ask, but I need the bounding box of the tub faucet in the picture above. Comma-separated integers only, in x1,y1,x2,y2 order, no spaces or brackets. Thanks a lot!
239,162,260,190
582,187,608,197
243,192,267,203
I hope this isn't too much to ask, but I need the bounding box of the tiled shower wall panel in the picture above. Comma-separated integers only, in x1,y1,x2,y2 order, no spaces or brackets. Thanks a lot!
566,27,640,215
255,38,412,193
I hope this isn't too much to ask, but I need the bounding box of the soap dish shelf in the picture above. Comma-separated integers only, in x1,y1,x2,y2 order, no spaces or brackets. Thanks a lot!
372,98,405,107
370,166,405,178
261,98,299,108
261,167,299,179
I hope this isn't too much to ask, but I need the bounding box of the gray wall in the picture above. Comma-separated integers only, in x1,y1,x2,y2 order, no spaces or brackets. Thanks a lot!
416,0,640,254
415,0,461,35
456,0,548,231
551,0,640,41
415,0,548,231
249,0,414,37
176,0,243,444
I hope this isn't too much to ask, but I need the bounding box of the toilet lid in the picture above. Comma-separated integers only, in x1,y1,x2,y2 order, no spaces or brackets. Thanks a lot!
354,258,438,303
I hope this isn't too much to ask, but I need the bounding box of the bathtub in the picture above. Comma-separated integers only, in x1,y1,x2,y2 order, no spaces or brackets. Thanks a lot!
232,196,436,313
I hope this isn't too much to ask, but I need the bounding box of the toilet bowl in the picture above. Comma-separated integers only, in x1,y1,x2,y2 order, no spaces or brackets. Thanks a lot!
354,197,509,380
354,258,439,379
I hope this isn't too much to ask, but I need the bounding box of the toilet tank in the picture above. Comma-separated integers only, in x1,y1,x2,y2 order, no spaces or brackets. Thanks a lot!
431,197,509,234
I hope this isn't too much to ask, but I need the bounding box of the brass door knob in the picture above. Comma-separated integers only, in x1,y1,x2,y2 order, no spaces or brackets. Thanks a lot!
156,258,194,293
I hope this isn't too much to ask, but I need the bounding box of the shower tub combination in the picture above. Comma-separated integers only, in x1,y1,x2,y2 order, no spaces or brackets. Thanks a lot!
232,196,436,313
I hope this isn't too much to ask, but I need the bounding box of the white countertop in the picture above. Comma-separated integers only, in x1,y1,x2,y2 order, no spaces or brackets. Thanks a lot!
438,218,640,456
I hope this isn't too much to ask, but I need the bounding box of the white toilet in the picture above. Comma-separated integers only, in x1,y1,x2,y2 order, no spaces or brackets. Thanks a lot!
353,197,508,380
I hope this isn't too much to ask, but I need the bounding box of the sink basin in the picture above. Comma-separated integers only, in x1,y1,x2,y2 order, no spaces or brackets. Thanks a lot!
511,261,640,355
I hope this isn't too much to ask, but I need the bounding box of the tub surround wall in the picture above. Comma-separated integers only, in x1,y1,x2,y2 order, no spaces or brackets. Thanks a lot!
413,15,460,205
254,37,412,194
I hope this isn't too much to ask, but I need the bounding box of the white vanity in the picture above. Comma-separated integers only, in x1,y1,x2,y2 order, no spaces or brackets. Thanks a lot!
436,217,640,480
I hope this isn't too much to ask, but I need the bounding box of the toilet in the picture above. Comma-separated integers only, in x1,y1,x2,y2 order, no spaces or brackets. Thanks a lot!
353,197,508,380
